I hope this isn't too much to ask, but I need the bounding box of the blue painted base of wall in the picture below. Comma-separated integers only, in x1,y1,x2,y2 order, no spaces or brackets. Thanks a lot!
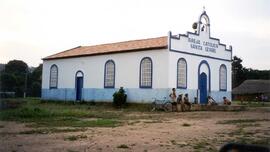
42,88,231,103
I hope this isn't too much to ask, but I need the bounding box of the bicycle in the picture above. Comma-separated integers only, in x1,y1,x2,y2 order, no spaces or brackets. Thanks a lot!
151,97,173,112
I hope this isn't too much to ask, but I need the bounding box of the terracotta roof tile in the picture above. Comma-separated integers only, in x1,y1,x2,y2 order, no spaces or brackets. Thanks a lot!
43,36,168,60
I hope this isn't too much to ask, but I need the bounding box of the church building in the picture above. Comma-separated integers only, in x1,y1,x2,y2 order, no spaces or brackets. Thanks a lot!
42,11,232,104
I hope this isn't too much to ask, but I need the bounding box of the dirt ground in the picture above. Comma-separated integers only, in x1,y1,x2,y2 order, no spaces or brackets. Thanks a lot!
1,108,269,152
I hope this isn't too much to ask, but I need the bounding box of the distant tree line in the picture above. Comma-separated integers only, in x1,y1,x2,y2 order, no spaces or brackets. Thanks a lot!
0,60,42,97
0,57,269,97
232,56,270,88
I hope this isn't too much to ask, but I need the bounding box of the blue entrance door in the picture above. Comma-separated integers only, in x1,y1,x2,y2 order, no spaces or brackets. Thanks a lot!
199,72,207,104
76,77,83,101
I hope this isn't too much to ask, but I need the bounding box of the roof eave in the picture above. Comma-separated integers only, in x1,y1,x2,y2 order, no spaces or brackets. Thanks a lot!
42,46,168,61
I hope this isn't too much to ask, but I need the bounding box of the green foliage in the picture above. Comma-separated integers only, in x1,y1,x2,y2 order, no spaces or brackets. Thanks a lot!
0,73,16,91
113,87,127,108
28,64,42,97
30,82,41,97
0,60,42,97
0,107,53,120
0,98,120,128
232,56,270,88
5,60,28,75
243,68,270,80
232,56,246,88
0,60,28,97
217,119,269,125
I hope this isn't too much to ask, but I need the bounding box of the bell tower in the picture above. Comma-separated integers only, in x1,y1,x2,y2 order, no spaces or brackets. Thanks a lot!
197,9,210,37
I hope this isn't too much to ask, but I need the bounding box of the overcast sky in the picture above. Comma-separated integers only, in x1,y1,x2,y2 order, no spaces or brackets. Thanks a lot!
1,0,269,70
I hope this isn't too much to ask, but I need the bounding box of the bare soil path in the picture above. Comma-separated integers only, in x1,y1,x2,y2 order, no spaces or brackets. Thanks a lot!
1,108,269,152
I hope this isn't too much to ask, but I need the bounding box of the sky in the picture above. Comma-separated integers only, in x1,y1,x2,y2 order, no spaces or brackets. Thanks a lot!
0,0,270,70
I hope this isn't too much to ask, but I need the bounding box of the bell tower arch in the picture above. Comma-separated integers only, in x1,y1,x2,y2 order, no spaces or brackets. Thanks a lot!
197,10,210,37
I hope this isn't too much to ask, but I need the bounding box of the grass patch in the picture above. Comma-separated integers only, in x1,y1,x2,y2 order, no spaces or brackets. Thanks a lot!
234,100,270,107
117,144,129,148
217,119,269,125
192,140,217,152
193,142,205,150
182,123,191,127
0,107,54,120
65,134,87,141
29,118,120,128
19,128,87,134
236,123,261,128
0,98,122,128
226,136,270,145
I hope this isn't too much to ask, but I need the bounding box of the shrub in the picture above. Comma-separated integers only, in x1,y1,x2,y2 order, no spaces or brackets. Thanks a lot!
113,87,127,108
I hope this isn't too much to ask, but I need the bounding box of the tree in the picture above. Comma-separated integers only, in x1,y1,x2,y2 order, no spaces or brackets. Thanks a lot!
243,68,270,80
232,56,246,88
28,64,42,97
2,60,29,97
5,60,28,75
232,56,270,88
0,73,16,91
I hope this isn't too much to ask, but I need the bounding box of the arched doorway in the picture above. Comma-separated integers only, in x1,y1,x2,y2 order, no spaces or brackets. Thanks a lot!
198,60,211,104
75,71,84,101
199,72,207,104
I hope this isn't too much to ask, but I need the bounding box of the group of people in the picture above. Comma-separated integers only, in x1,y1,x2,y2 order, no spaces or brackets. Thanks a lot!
207,96,231,105
169,88,232,112
169,88,191,112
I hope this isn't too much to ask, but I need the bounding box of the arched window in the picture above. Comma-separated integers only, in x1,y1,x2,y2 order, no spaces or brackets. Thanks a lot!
104,60,115,88
49,64,58,89
177,58,187,88
140,57,152,88
219,64,227,91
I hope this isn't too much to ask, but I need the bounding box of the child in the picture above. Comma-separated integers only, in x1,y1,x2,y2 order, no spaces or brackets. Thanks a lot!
223,96,231,105
169,88,177,111
177,94,184,112
184,93,191,111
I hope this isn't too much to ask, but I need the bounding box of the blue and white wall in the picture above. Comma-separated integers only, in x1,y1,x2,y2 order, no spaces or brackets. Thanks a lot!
167,11,232,103
42,11,232,103
42,49,170,102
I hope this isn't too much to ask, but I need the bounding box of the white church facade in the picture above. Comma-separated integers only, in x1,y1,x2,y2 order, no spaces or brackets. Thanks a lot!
42,11,232,104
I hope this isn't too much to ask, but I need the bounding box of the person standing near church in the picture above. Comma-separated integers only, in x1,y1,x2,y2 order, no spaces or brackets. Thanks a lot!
169,88,177,111
184,93,191,111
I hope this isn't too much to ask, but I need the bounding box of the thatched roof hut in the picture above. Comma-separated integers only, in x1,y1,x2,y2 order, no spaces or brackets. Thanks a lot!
232,80,270,95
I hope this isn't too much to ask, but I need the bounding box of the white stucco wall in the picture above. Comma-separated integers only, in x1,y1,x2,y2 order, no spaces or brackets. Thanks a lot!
42,49,169,89
168,31,232,92
168,51,231,91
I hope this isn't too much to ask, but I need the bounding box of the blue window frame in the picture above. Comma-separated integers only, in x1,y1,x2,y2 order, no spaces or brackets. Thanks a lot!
177,58,187,88
219,64,227,91
139,57,152,88
104,60,115,88
49,64,58,89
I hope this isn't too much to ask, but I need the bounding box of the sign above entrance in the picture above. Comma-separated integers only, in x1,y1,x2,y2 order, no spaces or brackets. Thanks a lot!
188,37,218,53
